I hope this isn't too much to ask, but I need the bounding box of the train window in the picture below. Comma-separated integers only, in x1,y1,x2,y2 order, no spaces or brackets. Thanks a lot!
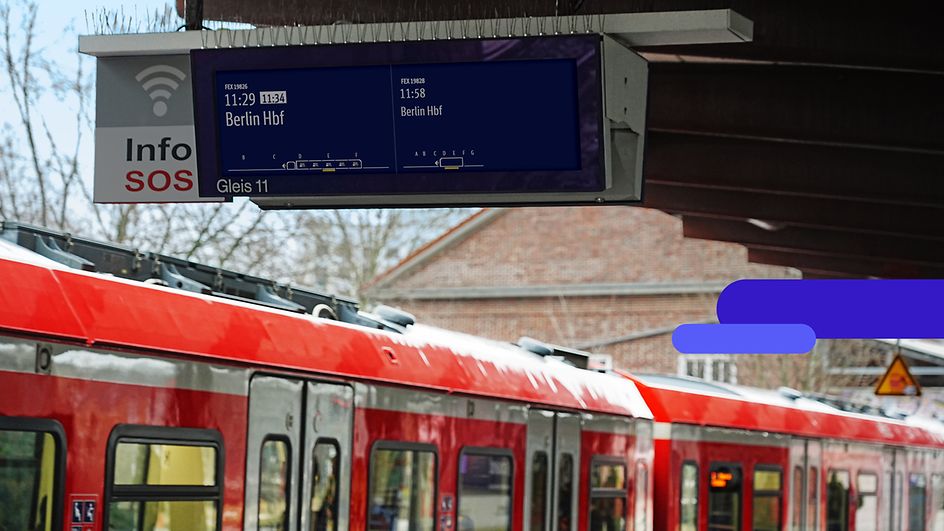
752,467,782,531
530,451,549,531
931,474,944,531
809,467,819,531
368,443,437,531
896,472,904,531
908,474,926,531
791,467,804,531
105,425,223,531
680,462,698,531
458,449,513,531
259,438,290,531
826,469,850,531
592,461,627,490
558,453,575,531
708,463,742,531
0,418,65,531
589,458,627,531
310,440,340,531
856,472,878,531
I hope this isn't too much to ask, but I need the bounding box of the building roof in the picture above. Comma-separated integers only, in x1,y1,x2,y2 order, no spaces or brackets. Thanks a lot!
367,206,795,300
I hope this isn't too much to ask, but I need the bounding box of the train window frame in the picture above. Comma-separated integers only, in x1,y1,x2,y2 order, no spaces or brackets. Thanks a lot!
366,440,439,531
557,452,575,531
680,461,699,531
529,450,549,531
791,466,803,531
102,424,224,531
856,471,879,531
309,437,341,531
752,465,783,531
589,456,629,531
826,468,850,531
258,434,292,531
908,473,927,531
707,461,743,531
931,474,944,531
457,446,515,531
808,466,819,531
0,416,66,531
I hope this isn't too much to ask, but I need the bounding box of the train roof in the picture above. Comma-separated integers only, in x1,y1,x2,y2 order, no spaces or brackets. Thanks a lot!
625,373,944,449
0,228,651,420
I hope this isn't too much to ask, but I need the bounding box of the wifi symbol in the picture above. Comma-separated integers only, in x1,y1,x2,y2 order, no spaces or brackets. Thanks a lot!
135,64,187,117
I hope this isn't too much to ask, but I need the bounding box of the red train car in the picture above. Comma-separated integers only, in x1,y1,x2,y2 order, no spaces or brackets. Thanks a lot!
0,224,653,531
624,374,944,531
3,222,944,531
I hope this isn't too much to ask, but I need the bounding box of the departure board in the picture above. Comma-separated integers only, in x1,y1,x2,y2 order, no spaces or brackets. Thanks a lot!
192,35,604,199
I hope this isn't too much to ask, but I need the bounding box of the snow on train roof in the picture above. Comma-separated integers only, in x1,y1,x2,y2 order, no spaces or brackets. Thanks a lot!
0,240,651,420
631,373,944,447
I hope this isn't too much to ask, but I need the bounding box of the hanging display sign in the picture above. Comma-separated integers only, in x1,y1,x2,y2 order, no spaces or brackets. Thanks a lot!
190,34,647,207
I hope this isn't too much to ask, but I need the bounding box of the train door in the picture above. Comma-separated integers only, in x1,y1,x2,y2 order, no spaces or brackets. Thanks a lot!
244,375,353,531
788,439,807,530
300,381,354,531
524,410,580,531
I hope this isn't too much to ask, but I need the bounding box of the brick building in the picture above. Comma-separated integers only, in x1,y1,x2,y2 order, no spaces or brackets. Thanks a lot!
366,206,800,384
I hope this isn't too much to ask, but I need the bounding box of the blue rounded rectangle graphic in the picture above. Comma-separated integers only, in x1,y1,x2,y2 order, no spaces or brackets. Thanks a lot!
672,323,816,354
717,279,944,339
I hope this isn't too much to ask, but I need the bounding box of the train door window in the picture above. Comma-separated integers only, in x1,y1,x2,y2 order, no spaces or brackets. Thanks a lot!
368,443,437,531
530,451,549,531
791,467,804,531
855,472,878,531
558,453,575,531
634,462,648,531
826,469,850,531
0,418,65,531
708,463,742,531
259,438,290,530
752,467,782,531
930,474,944,531
896,472,903,531
458,449,513,531
908,474,926,531
105,425,223,531
680,462,698,531
589,459,627,531
809,467,819,531
856,472,878,531
310,440,340,531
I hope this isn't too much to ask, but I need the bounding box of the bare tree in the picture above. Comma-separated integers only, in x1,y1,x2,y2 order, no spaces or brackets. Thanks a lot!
294,208,472,299
1,0,471,297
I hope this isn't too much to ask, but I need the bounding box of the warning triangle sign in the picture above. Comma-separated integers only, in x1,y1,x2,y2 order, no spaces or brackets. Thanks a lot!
875,354,922,396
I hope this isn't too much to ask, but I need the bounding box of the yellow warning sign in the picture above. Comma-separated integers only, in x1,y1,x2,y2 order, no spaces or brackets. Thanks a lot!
875,354,922,396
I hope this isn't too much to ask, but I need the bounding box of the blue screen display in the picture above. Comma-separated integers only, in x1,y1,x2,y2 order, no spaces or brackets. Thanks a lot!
192,35,603,198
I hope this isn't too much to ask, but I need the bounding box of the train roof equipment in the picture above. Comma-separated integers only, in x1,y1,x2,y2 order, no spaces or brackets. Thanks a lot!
0,220,651,419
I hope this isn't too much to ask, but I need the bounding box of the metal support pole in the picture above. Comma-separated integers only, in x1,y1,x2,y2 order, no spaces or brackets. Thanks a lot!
185,0,204,31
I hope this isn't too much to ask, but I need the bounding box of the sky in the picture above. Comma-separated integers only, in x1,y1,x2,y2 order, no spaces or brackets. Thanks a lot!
0,0,228,196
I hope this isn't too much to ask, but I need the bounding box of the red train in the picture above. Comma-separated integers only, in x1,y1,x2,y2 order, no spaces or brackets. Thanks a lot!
1,222,943,531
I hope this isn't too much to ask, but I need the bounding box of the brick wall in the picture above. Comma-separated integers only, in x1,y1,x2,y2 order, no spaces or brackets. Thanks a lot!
371,206,802,384
386,207,795,290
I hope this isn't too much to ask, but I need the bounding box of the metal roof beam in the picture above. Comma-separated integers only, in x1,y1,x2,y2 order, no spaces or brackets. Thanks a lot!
680,216,944,269
648,63,944,154
645,183,944,242
745,248,944,279
646,131,944,208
